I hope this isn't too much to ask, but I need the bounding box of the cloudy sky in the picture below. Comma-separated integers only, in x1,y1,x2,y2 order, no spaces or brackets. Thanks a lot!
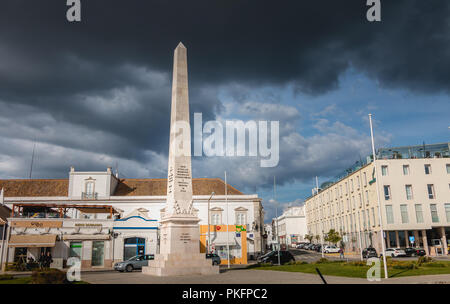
0,0,449,222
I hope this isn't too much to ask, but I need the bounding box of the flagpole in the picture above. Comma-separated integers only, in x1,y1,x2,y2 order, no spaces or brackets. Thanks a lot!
274,176,280,265
369,114,388,279
225,171,230,269
316,176,325,258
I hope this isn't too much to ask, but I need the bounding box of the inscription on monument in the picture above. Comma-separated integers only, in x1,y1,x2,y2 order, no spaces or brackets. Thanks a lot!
180,233,191,243
176,165,191,193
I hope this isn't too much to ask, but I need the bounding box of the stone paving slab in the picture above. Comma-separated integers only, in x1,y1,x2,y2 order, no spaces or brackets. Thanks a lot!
80,269,450,284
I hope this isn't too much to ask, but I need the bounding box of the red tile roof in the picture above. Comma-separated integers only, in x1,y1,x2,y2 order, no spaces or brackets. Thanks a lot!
0,178,243,197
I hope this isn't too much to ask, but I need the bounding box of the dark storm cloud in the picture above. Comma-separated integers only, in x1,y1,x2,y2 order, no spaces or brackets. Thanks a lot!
0,0,448,181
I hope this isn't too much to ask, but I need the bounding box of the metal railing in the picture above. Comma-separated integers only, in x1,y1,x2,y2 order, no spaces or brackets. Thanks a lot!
81,192,98,200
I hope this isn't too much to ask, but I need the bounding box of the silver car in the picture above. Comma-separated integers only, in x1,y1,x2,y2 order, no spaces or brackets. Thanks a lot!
114,254,154,272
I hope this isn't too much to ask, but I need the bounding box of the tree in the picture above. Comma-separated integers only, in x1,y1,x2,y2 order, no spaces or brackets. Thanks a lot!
305,234,314,243
324,229,342,245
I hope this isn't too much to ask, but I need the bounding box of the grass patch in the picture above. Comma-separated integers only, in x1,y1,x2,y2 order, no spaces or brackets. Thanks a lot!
251,259,450,278
0,277,33,284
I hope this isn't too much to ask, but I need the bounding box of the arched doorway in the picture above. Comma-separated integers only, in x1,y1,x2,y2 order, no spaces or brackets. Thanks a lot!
123,237,145,260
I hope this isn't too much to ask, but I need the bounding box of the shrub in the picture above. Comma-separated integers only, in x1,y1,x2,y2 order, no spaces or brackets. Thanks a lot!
315,258,329,264
424,263,446,268
0,274,14,281
417,256,433,266
345,261,366,267
31,268,67,284
295,261,308,265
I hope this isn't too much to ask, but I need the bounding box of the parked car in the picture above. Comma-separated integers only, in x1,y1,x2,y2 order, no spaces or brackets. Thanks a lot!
381,248,406,257
206,253,221,265
315,245,322,252
257,250,295,265
324,245,340,253
296,243,308,249
404,247,426,257
114,254,154,272
362,247,378,259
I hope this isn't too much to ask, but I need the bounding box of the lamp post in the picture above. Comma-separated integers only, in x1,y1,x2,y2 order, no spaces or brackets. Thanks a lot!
207,192,215,254
272,176,281,265
369,114,388,279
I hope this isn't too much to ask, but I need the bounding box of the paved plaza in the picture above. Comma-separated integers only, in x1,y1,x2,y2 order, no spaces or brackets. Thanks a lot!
80,268,450,284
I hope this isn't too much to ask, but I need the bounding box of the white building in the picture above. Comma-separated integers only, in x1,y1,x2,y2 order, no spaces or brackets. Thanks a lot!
305,143,450,256
0,167,264,270
273,205,307,248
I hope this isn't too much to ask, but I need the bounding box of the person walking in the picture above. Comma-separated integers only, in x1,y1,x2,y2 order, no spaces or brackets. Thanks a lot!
38,252,46,269
44,251,53,269
339,247,345,260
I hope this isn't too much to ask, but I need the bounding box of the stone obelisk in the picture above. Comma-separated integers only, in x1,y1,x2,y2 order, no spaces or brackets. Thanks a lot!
142,43,219,276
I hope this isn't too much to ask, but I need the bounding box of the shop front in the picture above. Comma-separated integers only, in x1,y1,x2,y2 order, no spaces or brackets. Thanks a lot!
200,225,247,265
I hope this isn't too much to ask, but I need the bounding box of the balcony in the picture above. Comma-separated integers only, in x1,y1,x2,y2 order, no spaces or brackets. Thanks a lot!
82,192,98,200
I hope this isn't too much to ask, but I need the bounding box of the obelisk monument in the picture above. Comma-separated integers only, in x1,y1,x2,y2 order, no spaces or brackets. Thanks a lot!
142,43,219,276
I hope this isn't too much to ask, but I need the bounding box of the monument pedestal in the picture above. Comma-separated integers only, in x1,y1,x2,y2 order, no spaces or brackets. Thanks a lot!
142,216,219,276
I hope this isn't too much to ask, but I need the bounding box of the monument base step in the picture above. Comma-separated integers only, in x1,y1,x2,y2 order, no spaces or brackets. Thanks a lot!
142,253,220,276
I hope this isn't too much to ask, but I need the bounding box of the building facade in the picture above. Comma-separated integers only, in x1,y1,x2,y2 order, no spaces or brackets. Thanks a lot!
0,167,264,270
274,206,307,248
305,143,450,257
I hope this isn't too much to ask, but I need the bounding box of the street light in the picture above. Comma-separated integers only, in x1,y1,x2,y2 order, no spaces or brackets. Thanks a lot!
369,114,388,279
269,199,281,265
207,192,215,254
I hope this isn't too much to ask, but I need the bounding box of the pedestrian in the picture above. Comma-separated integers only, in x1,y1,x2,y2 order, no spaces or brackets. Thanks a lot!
38,252,45,269
45,251,53,269
339,247,345,260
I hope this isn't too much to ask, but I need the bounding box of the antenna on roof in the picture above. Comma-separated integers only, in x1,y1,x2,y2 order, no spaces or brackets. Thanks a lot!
29,140,37,179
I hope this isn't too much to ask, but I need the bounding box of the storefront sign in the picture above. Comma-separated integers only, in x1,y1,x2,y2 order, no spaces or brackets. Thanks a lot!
74,223,102,227
11,220,62,228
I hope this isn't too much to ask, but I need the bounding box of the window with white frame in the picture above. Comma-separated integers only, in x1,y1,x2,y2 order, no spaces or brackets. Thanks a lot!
447,164,450,174
430,204,439,223
210,208,223,225
445,204,450,222
427,184,435,199
424,164,431,175
405,185,413,200
385,205,394,224
384,185,391,200
381,165,388,176
403,165,410,175
400,204,409,224
415,204,424,223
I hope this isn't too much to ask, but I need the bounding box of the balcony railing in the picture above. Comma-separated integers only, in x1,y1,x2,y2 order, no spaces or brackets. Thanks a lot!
82,192,98,200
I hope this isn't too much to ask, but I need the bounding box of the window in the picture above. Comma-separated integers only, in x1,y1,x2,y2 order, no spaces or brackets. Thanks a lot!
403,165,410,175
211,213,221,225
381,165,388,176
415,204,424,223
405,185,413,200
400,205,409,224
427,184,435,199
366,209,370,228
384,185,391,200
359,193,362,207
445,204,450,222
356,176,360,189
430,204,439,223
363,172,367,186
69,242,82,258
424,164,431,175
385,205,394,224
351,179,354,192
371,207,376,226
365,190,369,204
447,164,450,174
362,210,366,229
236,212,246,225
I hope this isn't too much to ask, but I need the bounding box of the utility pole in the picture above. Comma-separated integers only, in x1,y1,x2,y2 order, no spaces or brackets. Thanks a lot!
207,192,215,254
225,171,230,269
369,114,388,279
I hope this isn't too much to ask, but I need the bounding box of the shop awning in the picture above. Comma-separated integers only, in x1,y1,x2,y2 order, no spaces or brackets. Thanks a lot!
9,234,57,248
62,234,110,241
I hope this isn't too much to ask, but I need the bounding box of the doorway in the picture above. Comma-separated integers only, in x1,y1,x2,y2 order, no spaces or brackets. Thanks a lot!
123,237,145,260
